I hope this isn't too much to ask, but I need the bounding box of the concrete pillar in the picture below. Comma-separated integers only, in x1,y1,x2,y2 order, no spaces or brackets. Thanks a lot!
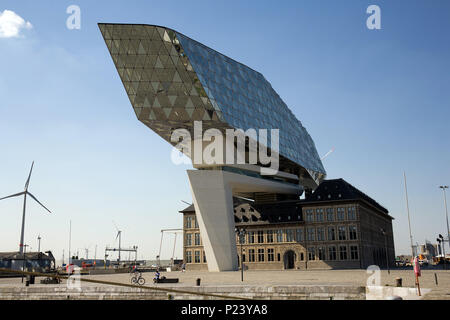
187,169,300,271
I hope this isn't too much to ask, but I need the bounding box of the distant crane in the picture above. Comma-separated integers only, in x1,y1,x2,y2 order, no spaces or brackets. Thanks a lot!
0,162,51,254
158,228,183,267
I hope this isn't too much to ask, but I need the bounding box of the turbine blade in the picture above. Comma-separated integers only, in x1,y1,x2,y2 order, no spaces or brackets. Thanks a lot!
26,192,51,213
0,191,25,201
112,220,119,232
24,161,34,191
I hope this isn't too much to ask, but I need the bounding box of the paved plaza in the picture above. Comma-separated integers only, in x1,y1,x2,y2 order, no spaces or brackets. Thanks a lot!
0,269,449,299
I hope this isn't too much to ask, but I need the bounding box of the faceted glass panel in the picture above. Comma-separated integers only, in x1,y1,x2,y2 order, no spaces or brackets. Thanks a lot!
99,23,326,186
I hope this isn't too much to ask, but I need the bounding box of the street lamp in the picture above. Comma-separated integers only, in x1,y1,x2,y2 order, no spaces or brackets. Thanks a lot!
439,186,449,254
438,234,447,270
235,227,246,282
380,228,390,274
21,244,29,284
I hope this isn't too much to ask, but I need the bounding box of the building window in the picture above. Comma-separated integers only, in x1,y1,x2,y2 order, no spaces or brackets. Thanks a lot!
326,208,334,221
248,249,255,262
194,233,201,245
194,250,200,263
350,246,359,260
276,230,283,243
186,251,192,263
186,233,192,246
328,227,336,241
348,207,357,220
339,245,348,260
267,230,274,243
328,246,337,260
268,248,274,262
203,251,206,263
258,248,265,262
242,254,245,262
349,226,358,240
307,228,315,241
277,253,281,261
318,247,326,260
295,228,303,242
300,252,304,261
257,230,264,243
317,228,325,241
248,231,255,244
305,209,314,222
308,247,315,260
286,229,294,242
186,216,193,229
337,208,345,221
338,226,347,241
316,208,324,222
194,217,199,228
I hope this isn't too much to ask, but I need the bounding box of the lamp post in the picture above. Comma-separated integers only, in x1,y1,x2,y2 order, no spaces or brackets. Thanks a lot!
438,234,447,270
21,244,29,284
37,235,41,254
381,228,390,274
235,227,246,282
439,186,449,253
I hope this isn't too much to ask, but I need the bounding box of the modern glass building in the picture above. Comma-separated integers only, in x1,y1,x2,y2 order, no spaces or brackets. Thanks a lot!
98,24,326,188
99,23,327,271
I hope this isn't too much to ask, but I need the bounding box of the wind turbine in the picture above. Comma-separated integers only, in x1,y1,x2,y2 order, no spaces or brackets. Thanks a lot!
113,220,122,262
0,162,51,254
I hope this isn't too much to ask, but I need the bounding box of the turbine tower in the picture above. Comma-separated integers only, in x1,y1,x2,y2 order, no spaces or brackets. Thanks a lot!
0,162,51,254
113,221,122,262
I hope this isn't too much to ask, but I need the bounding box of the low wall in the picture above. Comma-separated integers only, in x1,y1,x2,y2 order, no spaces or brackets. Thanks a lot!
0,284,365,300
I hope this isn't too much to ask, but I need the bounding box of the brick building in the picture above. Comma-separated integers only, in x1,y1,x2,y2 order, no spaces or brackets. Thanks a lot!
181,178,395,270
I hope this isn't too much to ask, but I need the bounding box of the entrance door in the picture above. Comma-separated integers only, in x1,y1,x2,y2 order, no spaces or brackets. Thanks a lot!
283,250,296,269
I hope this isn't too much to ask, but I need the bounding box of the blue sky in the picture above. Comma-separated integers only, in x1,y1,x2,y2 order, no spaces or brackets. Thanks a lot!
0,0,449,262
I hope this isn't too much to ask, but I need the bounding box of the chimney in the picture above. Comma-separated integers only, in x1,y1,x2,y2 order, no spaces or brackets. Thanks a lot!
305,188,313,200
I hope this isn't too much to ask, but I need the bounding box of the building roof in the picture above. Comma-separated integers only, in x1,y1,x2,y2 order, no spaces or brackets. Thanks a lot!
179,204,195,213
0,252,54,260
179,178,392,223
301,178,390,215
233,201,303,225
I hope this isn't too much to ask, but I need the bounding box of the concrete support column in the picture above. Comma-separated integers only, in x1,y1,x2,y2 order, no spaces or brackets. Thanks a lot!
187,169,300,271
187,170,237,271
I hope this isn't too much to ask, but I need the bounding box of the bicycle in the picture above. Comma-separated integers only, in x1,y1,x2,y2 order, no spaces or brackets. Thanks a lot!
130,271,145,286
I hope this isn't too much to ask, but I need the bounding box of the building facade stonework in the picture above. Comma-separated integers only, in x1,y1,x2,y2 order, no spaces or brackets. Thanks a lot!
181,179,395,271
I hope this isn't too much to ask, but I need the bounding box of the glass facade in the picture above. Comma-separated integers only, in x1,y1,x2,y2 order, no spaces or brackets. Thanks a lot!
99,23,326,186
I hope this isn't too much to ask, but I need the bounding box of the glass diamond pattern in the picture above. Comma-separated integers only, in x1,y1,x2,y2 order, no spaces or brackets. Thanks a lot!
99,23,326,186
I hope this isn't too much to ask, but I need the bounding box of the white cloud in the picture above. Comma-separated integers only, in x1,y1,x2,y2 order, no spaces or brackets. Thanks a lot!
0,10,33,38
